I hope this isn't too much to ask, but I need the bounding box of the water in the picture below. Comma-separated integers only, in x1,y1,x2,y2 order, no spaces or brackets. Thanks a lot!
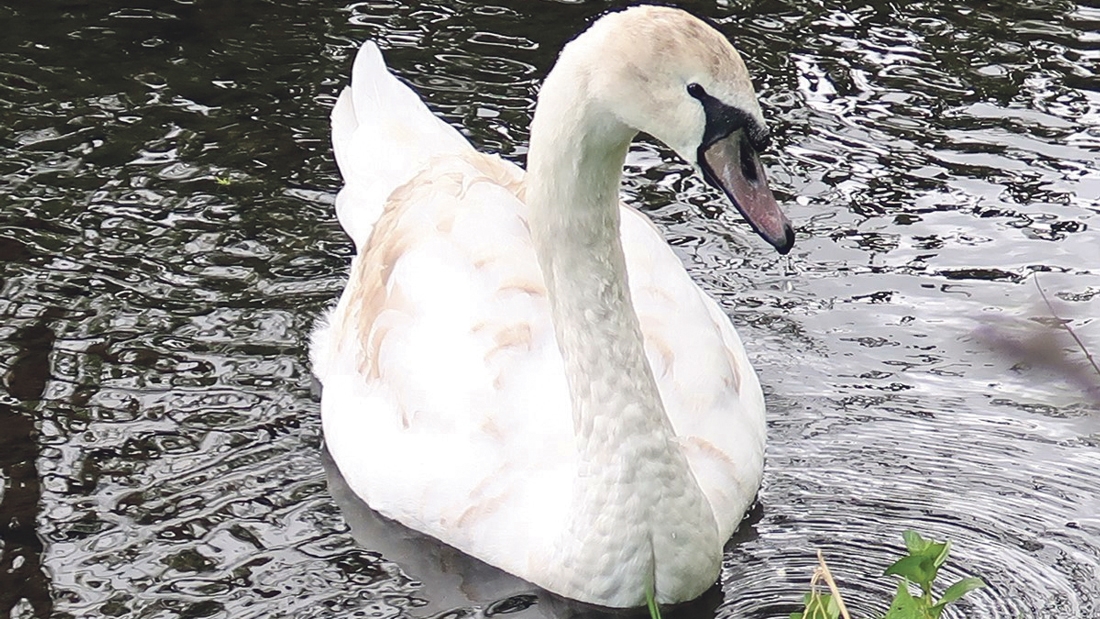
1,0,1098,617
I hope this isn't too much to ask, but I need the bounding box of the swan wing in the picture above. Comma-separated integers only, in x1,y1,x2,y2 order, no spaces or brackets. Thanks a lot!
331,42,473,248
315,150,575,579
621,207,767,541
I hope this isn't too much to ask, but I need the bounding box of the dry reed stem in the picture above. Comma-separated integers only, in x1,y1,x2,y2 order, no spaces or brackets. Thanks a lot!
816,550,852,619
1034,274,1100,379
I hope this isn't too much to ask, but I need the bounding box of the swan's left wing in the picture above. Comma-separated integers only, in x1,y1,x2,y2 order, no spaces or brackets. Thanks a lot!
620,207,767,541
312,150,574,577
331,42,476,249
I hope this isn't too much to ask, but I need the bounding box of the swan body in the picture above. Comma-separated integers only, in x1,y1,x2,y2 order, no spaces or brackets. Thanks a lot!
312,6,793,608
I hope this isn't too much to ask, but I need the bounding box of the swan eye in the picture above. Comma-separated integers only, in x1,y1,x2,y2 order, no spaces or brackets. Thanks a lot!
687,83,705,99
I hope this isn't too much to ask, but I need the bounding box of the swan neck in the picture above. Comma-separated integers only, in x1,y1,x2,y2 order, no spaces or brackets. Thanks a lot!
527,60,670,455
521,37,720,606
524,54,719,604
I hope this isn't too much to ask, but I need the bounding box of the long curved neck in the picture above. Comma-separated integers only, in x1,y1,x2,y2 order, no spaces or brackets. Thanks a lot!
527,60,659,436
525,49,718,605
528,56,674,477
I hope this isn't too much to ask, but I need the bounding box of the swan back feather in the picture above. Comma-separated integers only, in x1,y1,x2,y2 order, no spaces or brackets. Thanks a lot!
331,42,472,248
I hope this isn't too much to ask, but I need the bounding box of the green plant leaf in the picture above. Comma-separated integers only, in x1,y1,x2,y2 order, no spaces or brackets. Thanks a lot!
928,541,951,569
810,593,840,619
938,577,986,606
645,584,662,619
884,555,932,585
794,532,983,619
884,580,923,619
902,530,927,554
793,592,839,619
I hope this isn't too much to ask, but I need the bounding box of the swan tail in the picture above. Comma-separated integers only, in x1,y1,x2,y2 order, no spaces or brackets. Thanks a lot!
331,41,471,247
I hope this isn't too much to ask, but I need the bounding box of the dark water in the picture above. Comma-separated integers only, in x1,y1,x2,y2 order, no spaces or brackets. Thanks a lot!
2,0,1098,617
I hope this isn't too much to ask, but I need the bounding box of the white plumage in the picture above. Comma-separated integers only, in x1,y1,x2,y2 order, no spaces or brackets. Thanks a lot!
312,5,789,608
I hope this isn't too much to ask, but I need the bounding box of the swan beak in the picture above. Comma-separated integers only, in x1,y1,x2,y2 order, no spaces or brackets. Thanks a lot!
699,131,794,255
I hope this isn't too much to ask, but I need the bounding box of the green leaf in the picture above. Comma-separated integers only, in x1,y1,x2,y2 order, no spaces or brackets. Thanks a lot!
929,540,952,569
645,584,662,619
938,577,986,606
884,555,932,585
903,530,927,554
884,580,924,619
793,593,840,619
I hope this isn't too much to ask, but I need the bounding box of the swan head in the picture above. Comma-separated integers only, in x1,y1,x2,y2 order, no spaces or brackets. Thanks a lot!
576,6,795,254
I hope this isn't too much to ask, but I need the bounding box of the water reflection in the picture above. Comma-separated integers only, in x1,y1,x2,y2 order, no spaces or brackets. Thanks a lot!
0,0,1098,617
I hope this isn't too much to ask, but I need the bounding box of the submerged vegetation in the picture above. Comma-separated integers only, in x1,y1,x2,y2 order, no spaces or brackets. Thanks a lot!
1033,276,1100,398
791,531,985,619
976,274,1100,404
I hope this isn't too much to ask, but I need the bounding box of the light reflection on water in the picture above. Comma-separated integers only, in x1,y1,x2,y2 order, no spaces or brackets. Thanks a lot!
0,0,1098,618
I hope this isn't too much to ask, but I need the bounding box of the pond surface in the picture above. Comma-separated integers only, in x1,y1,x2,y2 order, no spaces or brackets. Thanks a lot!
2,0,1099,617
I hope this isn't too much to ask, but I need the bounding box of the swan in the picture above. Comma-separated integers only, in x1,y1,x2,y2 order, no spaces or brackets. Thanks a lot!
311,5,793,609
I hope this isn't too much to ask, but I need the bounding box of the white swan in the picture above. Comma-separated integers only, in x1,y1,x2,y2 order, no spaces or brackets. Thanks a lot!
311,5,793,609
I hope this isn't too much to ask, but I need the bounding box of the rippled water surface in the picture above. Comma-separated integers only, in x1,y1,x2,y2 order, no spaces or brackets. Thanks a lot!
2,0,1099,617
